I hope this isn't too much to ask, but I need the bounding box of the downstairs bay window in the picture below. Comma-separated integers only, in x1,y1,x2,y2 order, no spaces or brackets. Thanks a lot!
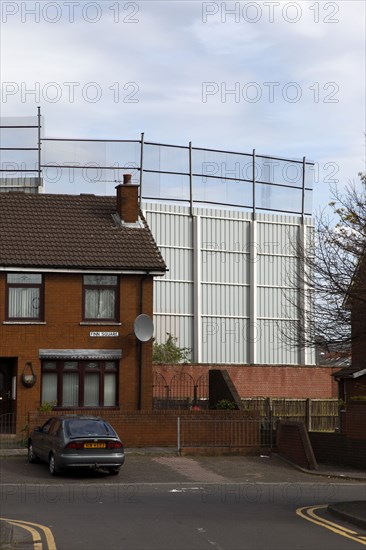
41,360,118,408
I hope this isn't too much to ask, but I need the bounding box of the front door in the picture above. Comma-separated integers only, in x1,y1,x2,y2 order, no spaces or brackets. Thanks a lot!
0,359,16,433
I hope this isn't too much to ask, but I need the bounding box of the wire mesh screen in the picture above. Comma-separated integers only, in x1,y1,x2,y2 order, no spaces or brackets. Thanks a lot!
0,112,314,215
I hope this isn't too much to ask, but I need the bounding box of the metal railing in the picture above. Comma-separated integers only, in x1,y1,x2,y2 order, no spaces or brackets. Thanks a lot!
0,413,16,435
0,413,27,448
177,416,267,451
153,372,209,410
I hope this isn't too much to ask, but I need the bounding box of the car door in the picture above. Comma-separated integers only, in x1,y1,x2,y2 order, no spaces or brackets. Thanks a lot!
34,419,53,460
47,419,63,458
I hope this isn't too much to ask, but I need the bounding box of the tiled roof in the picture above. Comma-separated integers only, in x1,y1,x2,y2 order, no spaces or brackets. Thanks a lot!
332,365,366,378
0,193,167,272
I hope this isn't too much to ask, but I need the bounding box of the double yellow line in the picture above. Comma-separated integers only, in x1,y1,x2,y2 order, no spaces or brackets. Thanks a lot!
296,505,366,546
0,517,57,550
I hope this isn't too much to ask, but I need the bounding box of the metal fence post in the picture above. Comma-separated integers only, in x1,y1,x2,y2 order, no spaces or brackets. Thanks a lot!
305,398,311,431
139,132,144,205
177,416,181,455
267,398,273,448
301,156,306,223
37,106,42,187
189,141,193,216
252,148,256,217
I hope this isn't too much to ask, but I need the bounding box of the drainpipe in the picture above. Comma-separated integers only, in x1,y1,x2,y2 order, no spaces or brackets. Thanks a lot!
137,272,150,410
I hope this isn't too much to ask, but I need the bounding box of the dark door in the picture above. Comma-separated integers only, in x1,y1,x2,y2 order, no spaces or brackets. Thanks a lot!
0,359,16,433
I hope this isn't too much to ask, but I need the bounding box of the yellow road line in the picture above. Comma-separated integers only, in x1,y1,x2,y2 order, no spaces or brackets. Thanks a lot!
4,520,42,550
1,517,57,550
296,505,366,546
307,506,358,534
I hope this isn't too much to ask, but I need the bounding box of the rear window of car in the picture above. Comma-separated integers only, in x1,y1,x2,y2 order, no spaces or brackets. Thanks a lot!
65,419,116,437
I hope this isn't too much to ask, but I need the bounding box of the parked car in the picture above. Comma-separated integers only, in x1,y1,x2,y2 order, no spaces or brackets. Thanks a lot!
28,415,125,476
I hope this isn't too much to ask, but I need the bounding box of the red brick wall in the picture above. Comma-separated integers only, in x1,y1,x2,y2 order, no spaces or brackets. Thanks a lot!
310,432,366,469
0,273,155,414
351,301,366,368
154,364,338,398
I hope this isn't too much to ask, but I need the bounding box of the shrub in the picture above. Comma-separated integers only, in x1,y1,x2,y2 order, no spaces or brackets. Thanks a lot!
338,398,346,410
215,399,237,410
153,333,191,364
37,401,56,412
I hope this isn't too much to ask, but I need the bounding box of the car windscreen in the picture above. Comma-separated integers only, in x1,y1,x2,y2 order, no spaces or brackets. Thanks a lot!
65,419,116,438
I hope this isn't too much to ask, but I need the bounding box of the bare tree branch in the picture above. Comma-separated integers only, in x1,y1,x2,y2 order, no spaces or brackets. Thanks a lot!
282,172,366,354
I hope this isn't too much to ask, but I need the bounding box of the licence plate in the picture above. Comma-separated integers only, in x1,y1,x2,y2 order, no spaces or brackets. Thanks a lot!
84,442,106,449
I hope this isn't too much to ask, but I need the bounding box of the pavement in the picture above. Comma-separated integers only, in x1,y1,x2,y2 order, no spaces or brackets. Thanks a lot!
0,446,365,548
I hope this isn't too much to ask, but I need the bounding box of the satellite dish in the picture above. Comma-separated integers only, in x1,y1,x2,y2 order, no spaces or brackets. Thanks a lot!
134,314,154,342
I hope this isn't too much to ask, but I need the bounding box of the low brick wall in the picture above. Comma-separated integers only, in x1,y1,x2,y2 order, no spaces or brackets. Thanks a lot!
27,409,177,447
310,432,366,469
310,402,366,469
26,409,260,449
180,447,260,457
276,420,318,470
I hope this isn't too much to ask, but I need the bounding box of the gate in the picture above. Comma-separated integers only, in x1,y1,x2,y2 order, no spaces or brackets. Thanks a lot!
0,413,16,434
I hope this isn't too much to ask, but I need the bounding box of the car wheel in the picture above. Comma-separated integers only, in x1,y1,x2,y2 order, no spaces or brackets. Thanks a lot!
49,453,59,476
27,441,39,464
108,468,120,476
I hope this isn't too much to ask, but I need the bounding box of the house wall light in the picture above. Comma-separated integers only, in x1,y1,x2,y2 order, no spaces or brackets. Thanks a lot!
22,362,36,388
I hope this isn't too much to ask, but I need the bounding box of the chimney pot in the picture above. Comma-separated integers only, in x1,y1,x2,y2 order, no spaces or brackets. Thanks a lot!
123,174,132,185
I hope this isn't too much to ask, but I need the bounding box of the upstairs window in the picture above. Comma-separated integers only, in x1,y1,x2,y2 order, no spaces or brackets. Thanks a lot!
6,273,43,321
83,275,119,321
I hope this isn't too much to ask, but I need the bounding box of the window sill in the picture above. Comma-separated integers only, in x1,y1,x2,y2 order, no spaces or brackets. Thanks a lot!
52,406,120,411
3,321,46,325
80,322,122,326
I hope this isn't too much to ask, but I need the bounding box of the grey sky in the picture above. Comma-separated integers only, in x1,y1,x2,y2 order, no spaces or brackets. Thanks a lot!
1,1,365,210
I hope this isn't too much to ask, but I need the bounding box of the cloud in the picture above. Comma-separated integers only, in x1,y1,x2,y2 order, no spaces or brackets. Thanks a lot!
0,0,365,210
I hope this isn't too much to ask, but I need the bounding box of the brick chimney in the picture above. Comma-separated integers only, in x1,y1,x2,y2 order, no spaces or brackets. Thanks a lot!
115,174,139,223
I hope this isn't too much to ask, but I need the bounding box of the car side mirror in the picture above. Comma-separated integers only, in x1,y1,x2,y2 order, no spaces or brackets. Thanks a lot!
34,426,42,433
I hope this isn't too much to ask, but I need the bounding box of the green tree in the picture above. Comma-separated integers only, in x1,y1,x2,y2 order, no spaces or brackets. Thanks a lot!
152,333,191,364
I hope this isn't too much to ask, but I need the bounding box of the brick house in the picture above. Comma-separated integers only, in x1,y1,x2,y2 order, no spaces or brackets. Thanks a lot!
311,252,366,468
0,175,166,432
332,365,366,403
